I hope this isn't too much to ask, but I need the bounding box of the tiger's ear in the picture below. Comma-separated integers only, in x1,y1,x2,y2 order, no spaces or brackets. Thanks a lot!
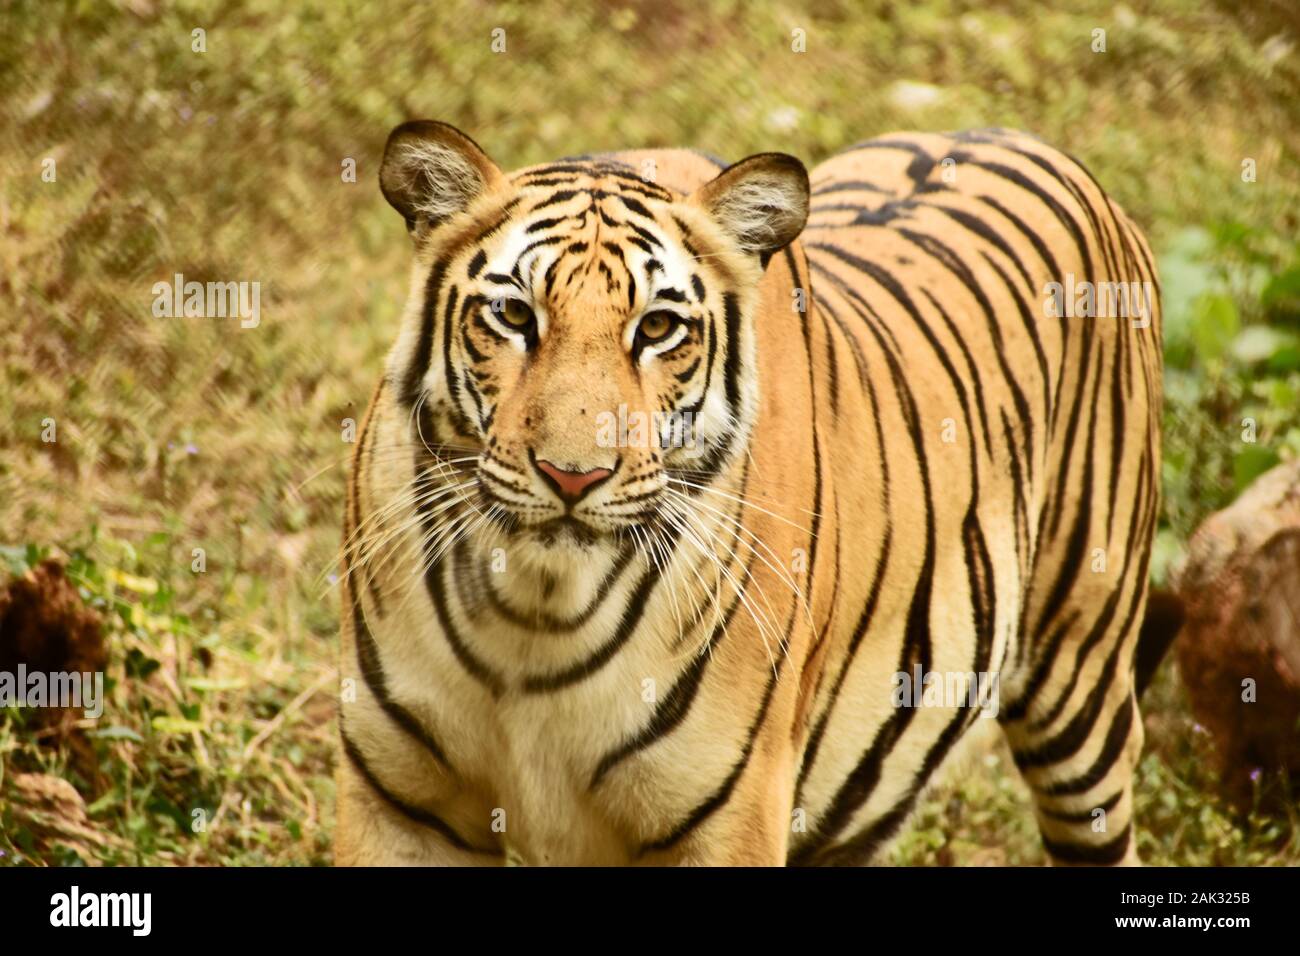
688,153,810,258
379,120,504,228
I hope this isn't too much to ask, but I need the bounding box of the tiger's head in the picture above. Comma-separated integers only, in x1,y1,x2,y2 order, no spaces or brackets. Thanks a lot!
378,120,808,563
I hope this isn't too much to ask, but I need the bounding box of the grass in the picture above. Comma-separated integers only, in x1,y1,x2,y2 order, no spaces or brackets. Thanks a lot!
1,0,1298,865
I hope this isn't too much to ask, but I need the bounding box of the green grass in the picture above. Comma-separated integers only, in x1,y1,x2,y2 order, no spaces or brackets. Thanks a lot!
1,0,1298,865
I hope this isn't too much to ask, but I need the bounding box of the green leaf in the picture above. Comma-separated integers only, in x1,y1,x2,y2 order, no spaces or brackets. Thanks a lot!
1191,293,1239,362
1261,265,1300,324
1210,221,1253,252
1158,227,1216,328
186,677,246,692
151,715,205,735
1233,445,1280,493
1267,345,1300,374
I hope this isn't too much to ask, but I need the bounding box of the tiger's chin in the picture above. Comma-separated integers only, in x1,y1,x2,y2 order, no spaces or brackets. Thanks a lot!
477,517,630,624
524,516,605,550
487,513,621,571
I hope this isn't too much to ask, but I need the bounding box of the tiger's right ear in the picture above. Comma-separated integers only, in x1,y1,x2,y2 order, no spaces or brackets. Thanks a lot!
379,120,504,228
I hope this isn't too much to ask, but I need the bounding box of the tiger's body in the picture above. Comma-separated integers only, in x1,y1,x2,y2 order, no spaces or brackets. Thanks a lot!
336,123,1161,866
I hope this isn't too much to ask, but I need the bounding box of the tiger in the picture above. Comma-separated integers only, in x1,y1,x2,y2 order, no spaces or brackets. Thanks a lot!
335,119,1163,866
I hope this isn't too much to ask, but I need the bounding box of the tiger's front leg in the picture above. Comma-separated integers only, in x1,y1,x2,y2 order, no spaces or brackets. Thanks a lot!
636,739,797,867
334,753,505,867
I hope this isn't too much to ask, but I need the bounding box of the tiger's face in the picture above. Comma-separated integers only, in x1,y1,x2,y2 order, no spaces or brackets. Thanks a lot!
378,122,808,561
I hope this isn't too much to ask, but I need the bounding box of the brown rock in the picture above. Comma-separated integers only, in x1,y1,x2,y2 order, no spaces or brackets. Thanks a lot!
1174,459,1300,811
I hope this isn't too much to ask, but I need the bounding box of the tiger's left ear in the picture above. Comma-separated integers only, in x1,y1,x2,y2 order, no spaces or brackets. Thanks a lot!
379,120,505,229
688,153,810,259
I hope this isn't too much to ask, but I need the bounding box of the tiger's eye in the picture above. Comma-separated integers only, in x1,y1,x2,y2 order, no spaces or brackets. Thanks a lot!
496,298,535,329
637,311,676,342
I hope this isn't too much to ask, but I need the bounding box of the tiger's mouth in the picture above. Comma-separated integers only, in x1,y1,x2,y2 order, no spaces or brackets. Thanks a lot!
526,515,604,549
479,502,612,549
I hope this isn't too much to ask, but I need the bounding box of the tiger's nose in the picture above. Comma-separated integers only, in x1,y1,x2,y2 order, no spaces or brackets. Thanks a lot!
533,458,614,504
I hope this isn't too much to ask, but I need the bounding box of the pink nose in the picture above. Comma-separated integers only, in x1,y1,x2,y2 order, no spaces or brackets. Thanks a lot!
534,459,613,504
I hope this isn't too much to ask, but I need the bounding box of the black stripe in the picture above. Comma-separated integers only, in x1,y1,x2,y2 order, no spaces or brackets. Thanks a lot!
1038,335,1106,633
354,402,388,616
529,189,581,212
813,242,1005,474
793,320,888,801
439,284,477,436
348,612,447,763
636,673,779,856
808,703,971,867
974,192,1069,436
918,287,995,461
1018,338,1100,671
422,513,507,695
789,272,937,863
1001,409,1031,586
721,292,744,412
956,150,1100,440
483,544,636,633
401,259,449,407
673,356,701,382
345,405,454,772
1039,788,1123,823
1106,329,1126,544
1038,697,1135,798
893,230,1037,477
617,194,656,220
784,245,824,619
811,179,888,197
412,404,506,695
526,215,572,234
520,555,671,694
978,250,1053,424
1020,457,1154,739
934,204,1035,289
948,153,1095,281
635,471,805,855
589,549,757,789
1040,826,1132,864
340,729,489,854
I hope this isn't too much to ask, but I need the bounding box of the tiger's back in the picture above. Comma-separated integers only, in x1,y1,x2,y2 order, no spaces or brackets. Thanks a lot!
782,129,1161,864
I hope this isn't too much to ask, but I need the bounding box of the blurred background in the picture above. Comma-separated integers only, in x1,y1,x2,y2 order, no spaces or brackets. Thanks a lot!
1,0,1297,865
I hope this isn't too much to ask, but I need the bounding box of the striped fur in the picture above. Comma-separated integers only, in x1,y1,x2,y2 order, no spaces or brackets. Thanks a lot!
336,122,1162,866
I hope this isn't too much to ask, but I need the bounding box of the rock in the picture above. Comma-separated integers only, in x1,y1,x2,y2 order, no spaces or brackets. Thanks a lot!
1174,459,1300,812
